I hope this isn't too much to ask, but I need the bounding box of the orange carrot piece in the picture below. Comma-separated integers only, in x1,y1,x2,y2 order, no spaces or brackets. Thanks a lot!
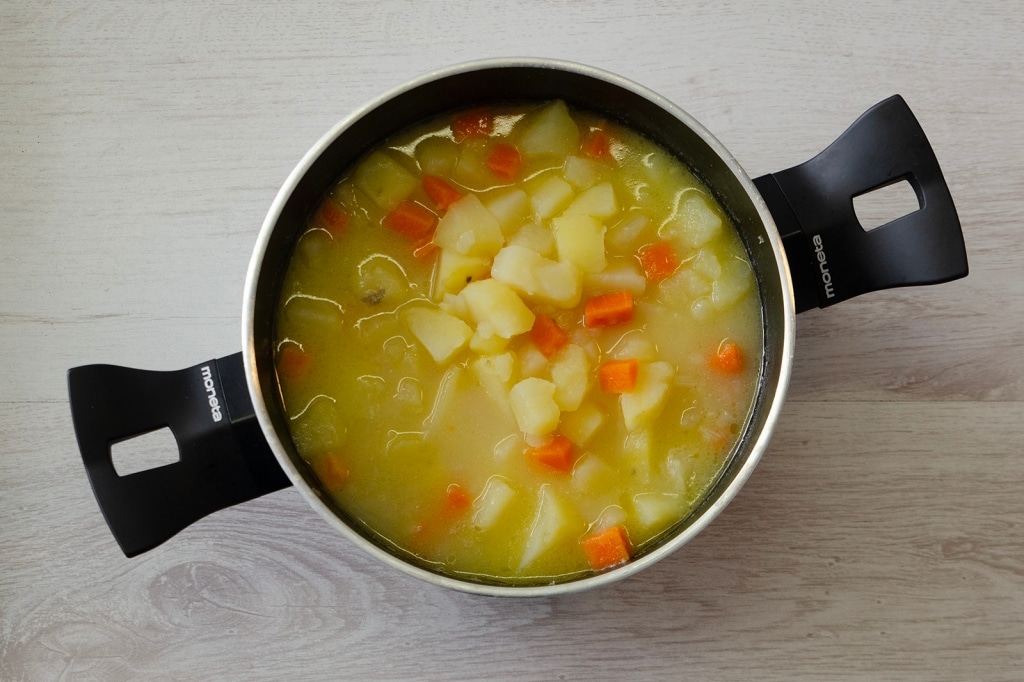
452,108,493,142
276,344,310,382
583,291,634,328
711,341,744,373
638,240,680,282
581,525,631,571
599,358,639,393
530,315,570,359
526,435,574,474
444,483,472,515
315,198,349,237
485,143,523,180
383,200,438,239
422,174,463,211
581,128,612,161
313,455,349,491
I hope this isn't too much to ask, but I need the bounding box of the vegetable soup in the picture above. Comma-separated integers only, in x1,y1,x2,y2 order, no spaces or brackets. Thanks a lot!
273,100,763,585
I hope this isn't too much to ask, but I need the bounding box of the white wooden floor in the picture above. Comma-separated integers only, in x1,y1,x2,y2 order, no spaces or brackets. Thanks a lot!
2,2,1022,680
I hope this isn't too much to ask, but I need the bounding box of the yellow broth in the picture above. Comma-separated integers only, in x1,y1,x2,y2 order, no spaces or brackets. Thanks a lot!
273,101,763,585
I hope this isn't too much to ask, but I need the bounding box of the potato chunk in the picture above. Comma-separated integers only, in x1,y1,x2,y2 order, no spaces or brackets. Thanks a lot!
461,279,535,339
519,485,575,569
549,344,590,412
509,377,560,437
473,476,517,531
518,101,580,158
491,244,582,308
353,152,418,211
433,193,504,258
620,361,676,431
552,214,607,274
403,306,473,364
562,182,618,220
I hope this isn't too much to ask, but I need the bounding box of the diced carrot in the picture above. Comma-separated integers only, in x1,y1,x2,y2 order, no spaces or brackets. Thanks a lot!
485,143,523,180
598,358,639,393
530,315,569,359
638,240,679,282
581,524,631,571
452,108,493,142
581,128,612,161
313,455,349,491
443,483,472,516
583,291,634,328
526,435,574,474
711,341,744,373
315,198,349,237
422,175,463,211
383,200,438,239
276,344,310,382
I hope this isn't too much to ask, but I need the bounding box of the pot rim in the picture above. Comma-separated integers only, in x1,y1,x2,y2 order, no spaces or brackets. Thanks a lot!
241,57,796,596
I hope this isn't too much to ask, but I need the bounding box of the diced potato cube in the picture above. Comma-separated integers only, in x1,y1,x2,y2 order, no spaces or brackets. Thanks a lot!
561,182,618,220
620,361,676,431
519,484,575,569
437,291,470,320
606,210,651,251
622,427,653,481
433,194,505,258
582,259,646,297
549,344,590,412
403,306,473,364
572,453,615,491
530,175,575,219
484,188,530,234
665,447,699,492
451,139,492,190
415,136,459,177
283,294,344,331
518,101,580,158
552,214,607,274
508,222,556,258
632,492,686,530
491,245,582,308
461,279,535,339
353,151,418,211
472,476,517,530
432,248,491,299
659,193,723,249
563,155,607,190
711,258,754,310
533,259,583,308
609,332,658,362
469,322,511,355
290,396,347,456
517,344,549,379
560,401,605,446
509,377,560,437
471,353,516,419
692,247,722,280
357,254,409,305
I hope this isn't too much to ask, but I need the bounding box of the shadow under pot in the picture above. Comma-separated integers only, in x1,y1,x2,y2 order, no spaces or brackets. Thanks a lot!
68,58,967,596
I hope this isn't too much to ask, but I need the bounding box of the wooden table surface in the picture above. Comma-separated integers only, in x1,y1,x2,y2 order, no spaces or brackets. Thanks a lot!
2,1,1022,679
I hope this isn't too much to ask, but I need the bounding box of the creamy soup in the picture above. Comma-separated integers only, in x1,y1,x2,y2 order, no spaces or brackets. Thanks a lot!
273,101,762,585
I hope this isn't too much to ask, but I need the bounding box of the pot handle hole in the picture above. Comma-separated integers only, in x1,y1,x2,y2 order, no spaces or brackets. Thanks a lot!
67,351,291,557
753,95,968,313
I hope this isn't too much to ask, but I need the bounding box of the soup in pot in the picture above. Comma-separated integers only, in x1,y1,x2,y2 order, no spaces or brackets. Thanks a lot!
273,100,762,585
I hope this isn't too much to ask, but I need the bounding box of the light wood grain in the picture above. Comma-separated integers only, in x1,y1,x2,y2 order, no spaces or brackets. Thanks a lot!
2,1,1022,680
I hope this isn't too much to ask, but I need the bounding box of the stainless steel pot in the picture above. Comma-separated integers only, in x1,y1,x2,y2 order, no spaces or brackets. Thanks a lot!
69,58,967,596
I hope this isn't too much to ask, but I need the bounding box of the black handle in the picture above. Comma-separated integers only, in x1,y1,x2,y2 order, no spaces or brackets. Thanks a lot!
68,352,292,557
754,95,968,313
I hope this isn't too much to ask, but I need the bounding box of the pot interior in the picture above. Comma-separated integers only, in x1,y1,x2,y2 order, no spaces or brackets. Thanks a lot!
245,60,793,592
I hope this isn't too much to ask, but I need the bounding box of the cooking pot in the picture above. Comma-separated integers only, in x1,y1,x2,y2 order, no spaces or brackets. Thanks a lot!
68,59,968,596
